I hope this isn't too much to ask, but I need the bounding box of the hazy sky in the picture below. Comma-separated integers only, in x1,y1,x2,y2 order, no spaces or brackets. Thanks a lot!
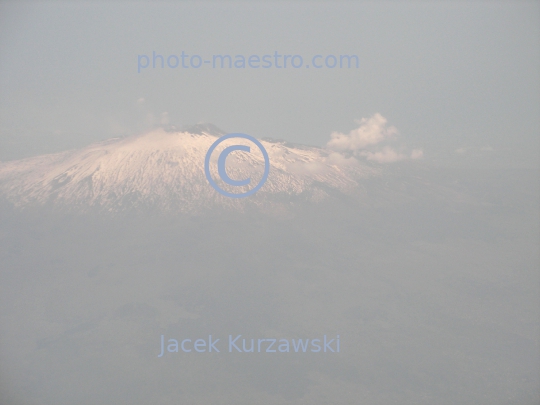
0,1,538,168
1,3,539,403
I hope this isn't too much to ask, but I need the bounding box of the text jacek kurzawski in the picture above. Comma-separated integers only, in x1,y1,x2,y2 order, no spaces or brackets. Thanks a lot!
158,334,340,357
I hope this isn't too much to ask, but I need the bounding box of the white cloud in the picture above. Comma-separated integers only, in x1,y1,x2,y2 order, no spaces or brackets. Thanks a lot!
324,152,359,167
326,114,423,164
326,113,398,153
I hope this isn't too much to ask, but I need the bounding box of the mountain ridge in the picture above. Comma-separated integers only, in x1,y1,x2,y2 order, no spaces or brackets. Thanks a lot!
0,126,379,213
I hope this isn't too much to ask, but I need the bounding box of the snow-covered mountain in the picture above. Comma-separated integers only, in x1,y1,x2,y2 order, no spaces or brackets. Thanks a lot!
0,125,378,213
1,126,538,405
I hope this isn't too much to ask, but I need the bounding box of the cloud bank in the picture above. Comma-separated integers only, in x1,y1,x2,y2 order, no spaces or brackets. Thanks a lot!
326,113,423,163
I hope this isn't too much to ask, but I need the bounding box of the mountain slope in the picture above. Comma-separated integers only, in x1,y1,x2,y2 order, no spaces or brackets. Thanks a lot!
0,127,378,213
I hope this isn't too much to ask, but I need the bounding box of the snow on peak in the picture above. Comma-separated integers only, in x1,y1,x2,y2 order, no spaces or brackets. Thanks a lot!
0,127,378,213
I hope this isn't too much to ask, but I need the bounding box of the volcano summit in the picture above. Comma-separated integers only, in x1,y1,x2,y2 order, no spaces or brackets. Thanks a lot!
0,125,377,213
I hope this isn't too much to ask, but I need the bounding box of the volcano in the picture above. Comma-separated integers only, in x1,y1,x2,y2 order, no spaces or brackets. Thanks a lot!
0,125,378,213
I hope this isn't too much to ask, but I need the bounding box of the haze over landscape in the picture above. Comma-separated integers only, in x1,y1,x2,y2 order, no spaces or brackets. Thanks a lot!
0,123,538,404
0,1,538,404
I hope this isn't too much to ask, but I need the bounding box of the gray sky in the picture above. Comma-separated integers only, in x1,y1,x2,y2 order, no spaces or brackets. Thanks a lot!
1,3,539,403
0,1,539,168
